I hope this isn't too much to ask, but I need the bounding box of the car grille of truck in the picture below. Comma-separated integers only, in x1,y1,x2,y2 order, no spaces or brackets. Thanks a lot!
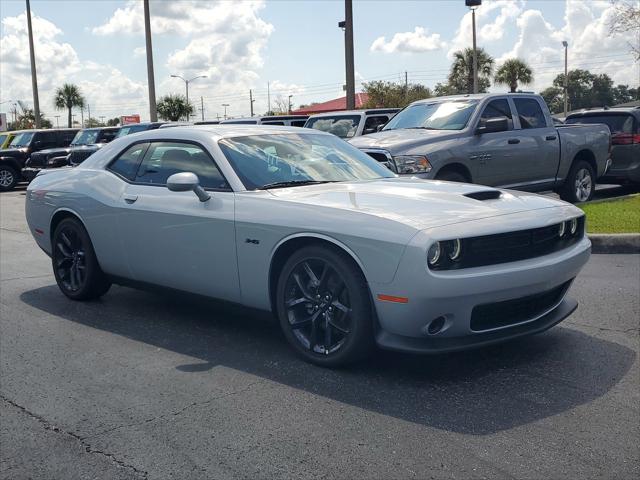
470,280,572,331
430,216,585,270
68,150,95,165
27,153,47,168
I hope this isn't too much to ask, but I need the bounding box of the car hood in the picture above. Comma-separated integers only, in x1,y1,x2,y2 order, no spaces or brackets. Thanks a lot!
268,178,570,230
349,128,461,153
32,147,72,156
0,148,27,158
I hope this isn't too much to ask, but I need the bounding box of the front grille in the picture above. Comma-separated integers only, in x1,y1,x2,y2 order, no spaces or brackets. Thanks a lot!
27,152,47,168
430,217,585,270
470,280,572,331
68,149,96,165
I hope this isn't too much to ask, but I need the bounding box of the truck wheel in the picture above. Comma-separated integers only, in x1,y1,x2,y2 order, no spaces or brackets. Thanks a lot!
436,171,467,183
0,165,18,192
560,160,595,203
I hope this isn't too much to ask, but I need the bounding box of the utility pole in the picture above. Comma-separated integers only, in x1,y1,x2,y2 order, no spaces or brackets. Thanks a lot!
200,96,204,121
288,95,293,114
562,41,568,117
405,71,408,101
99,115,105,125
267,82,271,115
143,0,158,122
249,89,255,117
222,104,229,119
472,8,478,94
341,0,355,109
55,115,60,128
80,105,84,128
87,103,91,124
26,0,41,128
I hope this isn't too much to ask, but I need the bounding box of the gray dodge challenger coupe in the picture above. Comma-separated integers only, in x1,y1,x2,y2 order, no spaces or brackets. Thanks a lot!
25,126,591,366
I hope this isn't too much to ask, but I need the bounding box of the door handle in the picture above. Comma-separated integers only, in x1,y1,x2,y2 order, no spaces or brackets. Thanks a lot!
508,138,520,144
546,135,557,141
123,194,138,204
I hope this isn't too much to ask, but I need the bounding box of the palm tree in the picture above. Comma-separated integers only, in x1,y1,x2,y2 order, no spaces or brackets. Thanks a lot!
494,58,534,93
448,48,495,94
156,94,194,121
54,84,85,128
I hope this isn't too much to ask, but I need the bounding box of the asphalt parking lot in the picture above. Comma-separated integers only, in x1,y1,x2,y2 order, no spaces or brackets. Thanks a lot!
1,189,638,479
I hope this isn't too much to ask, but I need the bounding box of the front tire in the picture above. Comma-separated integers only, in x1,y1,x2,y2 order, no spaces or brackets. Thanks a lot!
52,218,111,300
276,245,374,367
0,165,18,192
560,160,595,203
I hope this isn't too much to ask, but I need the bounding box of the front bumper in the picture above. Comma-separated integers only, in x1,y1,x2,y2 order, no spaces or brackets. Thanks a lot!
21,167,42,182
369,212,591,354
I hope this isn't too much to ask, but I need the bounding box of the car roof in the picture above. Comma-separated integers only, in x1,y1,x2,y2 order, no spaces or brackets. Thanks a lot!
307,108,398,118
128,124,333,140
567,107,640,117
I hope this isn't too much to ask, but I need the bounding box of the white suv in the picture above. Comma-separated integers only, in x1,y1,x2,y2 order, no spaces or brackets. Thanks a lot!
303,109,399,139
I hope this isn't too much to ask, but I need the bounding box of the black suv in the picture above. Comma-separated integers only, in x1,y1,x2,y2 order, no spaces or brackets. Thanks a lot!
0,128,79,191
22,127,120,182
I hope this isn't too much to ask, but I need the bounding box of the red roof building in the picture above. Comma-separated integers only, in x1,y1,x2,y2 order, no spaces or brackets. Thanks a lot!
291,93,370,115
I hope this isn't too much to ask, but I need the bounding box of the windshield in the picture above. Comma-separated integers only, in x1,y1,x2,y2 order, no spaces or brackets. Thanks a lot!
71,130,100,145
9,132,35,147
383,100,478,131
218,133,394,190
116,125,148,138
305,115,361,138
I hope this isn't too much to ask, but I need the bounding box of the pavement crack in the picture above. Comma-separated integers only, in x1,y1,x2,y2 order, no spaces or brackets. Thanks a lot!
87,381,263,441
0,395,148,479
565,321,639,335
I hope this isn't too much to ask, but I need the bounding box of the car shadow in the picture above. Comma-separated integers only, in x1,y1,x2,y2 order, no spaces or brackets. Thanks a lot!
20,284,635,436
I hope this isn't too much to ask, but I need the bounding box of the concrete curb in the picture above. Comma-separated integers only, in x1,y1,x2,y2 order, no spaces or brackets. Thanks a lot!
589,234,640,254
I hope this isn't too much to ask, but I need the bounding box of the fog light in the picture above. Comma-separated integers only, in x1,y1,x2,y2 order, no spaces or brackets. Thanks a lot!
427,316,446,335
427,242,441,266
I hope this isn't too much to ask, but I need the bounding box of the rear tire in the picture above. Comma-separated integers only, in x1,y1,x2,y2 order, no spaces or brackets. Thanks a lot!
560,160,595,203
276,245,374,367
0,165,18,192
52,218,111,300
435,170,467,183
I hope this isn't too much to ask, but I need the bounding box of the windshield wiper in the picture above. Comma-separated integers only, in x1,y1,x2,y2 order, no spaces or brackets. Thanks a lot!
405,126,438,130
258,180,336,190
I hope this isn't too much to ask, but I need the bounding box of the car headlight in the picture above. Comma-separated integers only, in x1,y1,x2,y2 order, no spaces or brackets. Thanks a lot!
558,221,566,237
427,241,441,266
569,218,578,235
393,155,432,174
448,238,462,261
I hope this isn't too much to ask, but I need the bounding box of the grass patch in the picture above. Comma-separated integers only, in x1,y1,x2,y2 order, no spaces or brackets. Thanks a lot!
579,195,640,234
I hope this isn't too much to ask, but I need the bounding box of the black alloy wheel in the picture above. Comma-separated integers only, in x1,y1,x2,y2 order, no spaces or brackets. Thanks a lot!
52,218,111,300
277,245,373,367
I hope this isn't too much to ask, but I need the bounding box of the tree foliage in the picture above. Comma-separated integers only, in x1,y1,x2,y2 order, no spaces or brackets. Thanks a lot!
609,0,640,60
84,117,104,128
106,117,120,126
156,94,194,121
272,95,292,115
53,83,85,128
494,58,533,93
362,81,432,108
447,47,494,94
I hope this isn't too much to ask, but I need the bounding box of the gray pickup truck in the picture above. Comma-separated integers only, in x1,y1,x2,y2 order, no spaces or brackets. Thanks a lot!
350,93,611,202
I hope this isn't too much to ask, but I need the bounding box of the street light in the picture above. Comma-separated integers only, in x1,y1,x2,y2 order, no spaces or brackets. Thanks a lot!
288,95,293,114
221,103,230,119
466,0,482,94
562,41,569,118
170,74,207,121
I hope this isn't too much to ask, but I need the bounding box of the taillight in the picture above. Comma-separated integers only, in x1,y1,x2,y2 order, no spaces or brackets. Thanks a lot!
611,133,640,145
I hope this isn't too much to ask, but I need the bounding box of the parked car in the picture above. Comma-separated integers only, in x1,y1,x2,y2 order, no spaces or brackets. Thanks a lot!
0,128,79,191
304,109,399,139
22,127,120,182
114,122,167,138
565,106,640,185
25,125,590,367
0,131,16,149
349,94,611,203
220,115,309,126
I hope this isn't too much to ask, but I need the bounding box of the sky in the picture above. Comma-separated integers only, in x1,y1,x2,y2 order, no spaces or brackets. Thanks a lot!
1,0,638,123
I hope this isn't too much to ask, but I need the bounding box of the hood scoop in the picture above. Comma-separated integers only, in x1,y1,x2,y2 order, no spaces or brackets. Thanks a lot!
464,190,502,201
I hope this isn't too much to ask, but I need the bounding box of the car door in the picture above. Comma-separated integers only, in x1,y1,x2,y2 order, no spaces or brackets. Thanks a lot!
468,98,520,186
115,140,240,302
509,97,560,189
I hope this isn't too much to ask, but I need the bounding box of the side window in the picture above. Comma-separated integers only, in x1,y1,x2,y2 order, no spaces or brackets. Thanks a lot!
62,131,77,145
263,121,285,125
99,130,118,143
363,115,389,134
108,143,149,181
513,98,547,129
135,141,229,190
479,99,513,130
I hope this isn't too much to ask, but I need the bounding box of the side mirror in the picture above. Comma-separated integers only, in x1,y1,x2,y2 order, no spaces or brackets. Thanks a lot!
376,124,385,132
166,172,210,202
476,117,509,134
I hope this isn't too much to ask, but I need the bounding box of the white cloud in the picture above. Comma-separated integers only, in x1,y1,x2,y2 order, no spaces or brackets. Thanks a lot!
370,27,445,54
496,1,639,91
0,11,148,122
132,46,146,58
93,0,274,118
